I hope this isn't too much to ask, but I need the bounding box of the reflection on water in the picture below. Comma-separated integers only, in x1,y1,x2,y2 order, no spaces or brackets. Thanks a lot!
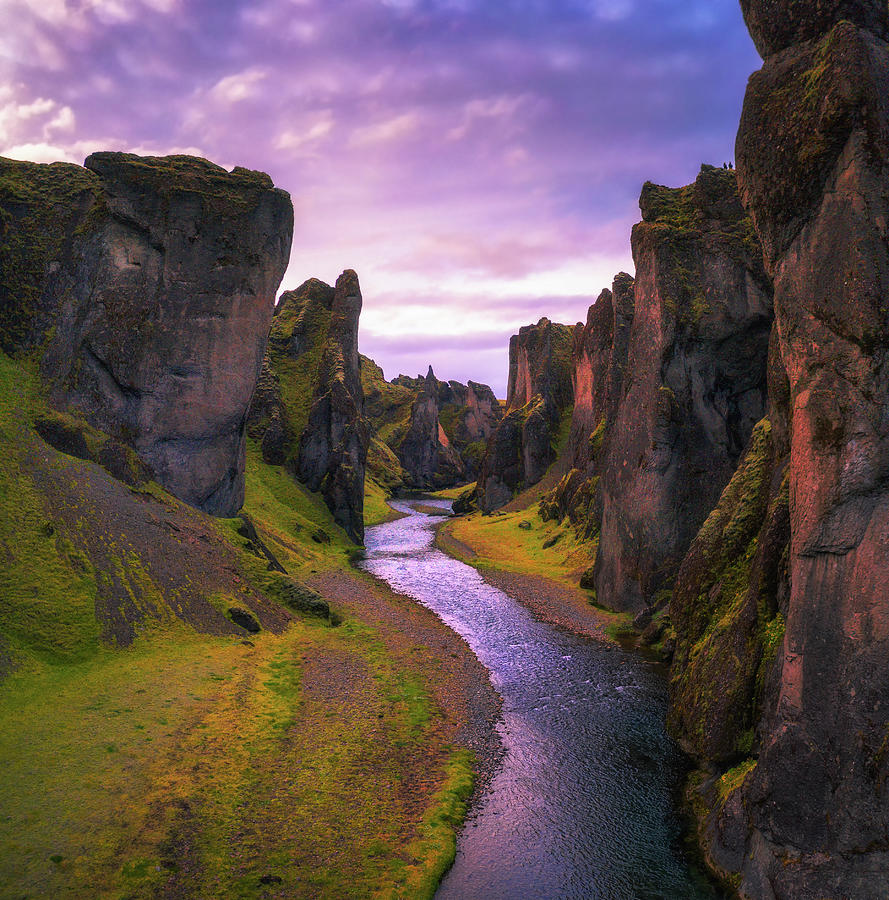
360,500,719,900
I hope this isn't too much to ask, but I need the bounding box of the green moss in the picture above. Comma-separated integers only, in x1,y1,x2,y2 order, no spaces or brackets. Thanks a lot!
589,417,607,457
0,158,103,353
716,759,756,805
0,352,103,667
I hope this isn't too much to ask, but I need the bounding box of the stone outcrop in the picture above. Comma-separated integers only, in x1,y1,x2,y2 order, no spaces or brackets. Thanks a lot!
362,360,502,492
0,151,293,516
592,166,773,613
248,273,370,543
296,271,369,543
477,317,573,512
677,4,889,896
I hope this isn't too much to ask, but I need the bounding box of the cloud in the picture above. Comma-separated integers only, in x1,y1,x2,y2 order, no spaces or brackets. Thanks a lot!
211,68,268,104
350,112,421,147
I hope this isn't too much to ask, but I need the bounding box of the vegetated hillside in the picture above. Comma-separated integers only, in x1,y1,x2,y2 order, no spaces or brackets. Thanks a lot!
0,153,495,899
361,357,503,506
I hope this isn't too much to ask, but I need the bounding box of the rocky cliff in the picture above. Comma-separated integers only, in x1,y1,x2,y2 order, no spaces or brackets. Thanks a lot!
477,317,573,512
249,273,369,543
670,3,889,896
297,270,369,543
538,273,634,542
0,152,293,516
591,166,773,613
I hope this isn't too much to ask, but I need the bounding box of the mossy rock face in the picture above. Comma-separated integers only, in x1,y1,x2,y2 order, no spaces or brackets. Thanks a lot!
668,419,789,765
0,157,102,355
737,23,880,265
361,358,502,493
740,0,888,57
592,163,772,615
478,318,574,512
34,410,152,487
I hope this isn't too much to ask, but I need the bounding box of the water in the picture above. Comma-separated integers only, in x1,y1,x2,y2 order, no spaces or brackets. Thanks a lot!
360,500,720,900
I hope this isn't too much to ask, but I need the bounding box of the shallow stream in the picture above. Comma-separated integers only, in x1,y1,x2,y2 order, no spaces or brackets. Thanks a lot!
360,500,720,900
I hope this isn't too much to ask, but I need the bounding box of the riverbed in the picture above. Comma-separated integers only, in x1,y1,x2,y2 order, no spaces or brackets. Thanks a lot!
360,499,720,900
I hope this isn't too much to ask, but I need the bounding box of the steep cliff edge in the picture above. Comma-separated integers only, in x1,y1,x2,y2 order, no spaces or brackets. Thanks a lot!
0,152,293,517
678,3,889,896
477,317,573,512
539,273,635,542
592,166,773,613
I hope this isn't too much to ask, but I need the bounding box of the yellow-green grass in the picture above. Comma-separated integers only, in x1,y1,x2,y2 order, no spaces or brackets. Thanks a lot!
0,349,477,900
443,506,591,588
0,616,471,899
364,476,406,527
428,482,476,501
241,439,357,576
0,351,104,670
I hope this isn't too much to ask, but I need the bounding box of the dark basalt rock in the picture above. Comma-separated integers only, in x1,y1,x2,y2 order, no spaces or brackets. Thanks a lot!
34,409,152,487
0,152,293,517
696,6,889,897
740,0,889,58
377,365,502,491
396,367,466,488
297,269,370,544
592,166,773,613
236,513,287,574
477,318,574,512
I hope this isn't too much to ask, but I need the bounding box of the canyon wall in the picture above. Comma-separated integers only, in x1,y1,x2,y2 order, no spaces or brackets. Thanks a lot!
670,3,889,896
0,151,293,516
592,166,773,613
477,317,573,512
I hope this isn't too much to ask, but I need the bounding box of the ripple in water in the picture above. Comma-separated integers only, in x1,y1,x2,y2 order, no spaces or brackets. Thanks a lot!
360,500,721,900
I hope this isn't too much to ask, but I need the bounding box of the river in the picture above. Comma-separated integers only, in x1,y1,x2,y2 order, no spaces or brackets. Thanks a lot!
359,499,721,900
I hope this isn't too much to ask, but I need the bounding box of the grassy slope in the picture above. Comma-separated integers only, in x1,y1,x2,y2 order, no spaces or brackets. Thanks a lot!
0,351,476,899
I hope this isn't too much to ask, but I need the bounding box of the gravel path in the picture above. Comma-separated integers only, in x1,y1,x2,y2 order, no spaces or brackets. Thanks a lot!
308,567,503,794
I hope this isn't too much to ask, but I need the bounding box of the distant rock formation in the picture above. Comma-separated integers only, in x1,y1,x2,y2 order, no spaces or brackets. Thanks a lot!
592,166,773,613
0,151,293,516
669,3,889,896
397,367,467,488
249,273,369,543
362,360,502,493
538,274,635,540
477,317,574,512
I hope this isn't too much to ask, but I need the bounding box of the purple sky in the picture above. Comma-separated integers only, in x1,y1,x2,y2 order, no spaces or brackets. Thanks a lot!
0,0,759,395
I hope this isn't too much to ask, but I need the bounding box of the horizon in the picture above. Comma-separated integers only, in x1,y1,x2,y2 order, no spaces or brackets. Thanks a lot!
0,0,760,395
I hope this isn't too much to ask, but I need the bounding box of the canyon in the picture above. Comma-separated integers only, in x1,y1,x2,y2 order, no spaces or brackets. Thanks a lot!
2,1,888,896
